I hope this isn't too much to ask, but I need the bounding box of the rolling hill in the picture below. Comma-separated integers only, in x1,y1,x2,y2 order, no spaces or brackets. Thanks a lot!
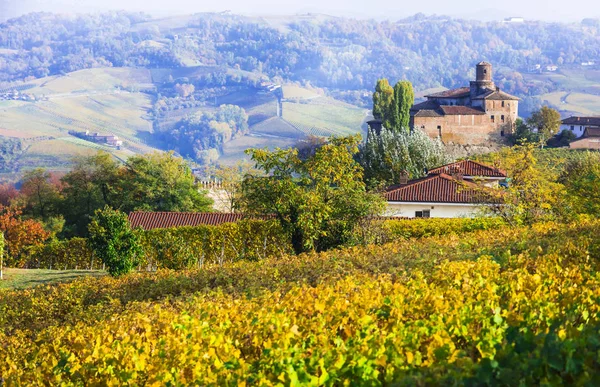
0,66,368,174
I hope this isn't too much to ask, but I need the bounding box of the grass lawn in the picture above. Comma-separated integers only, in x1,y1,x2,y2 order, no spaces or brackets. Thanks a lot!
0,268,105,290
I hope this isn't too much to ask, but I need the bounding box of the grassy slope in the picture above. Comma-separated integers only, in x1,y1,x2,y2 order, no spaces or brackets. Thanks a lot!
0,68,159,171
0,268,105,290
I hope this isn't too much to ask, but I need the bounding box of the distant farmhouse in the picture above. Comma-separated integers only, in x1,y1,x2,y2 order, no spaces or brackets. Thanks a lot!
68,131,123,148
559,116,600,149
409,62,520,145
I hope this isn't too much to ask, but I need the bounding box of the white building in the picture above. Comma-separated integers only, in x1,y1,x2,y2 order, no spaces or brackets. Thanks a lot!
384,160,506,218
560,116,600,138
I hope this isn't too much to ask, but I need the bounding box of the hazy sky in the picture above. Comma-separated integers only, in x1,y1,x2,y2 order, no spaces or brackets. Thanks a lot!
1,0,598,22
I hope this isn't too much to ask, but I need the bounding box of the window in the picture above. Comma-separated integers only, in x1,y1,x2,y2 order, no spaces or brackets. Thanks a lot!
501,115,505,122
571,125,575,130
501,130,505,137
502,101,505,107
437,125,442,137
491,115,495,123
416,210,431,218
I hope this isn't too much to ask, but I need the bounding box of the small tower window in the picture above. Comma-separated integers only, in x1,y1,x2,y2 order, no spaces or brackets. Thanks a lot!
491,115,495,123
501,115,505,122
501,130,505,137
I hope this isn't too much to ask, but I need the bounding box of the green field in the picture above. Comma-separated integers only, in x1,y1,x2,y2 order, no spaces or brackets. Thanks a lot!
540,91,600,116
0,268,105,290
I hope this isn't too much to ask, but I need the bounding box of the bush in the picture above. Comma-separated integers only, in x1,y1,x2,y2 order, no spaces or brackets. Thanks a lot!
88,207,142,277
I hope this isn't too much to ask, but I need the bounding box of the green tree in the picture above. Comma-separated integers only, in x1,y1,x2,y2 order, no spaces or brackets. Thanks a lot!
372,79,394,125
242,136,385,254
390,81,414,131
359,127,449,189
510,118,539,145
60,152,121,237
119,152,213,213
88,206,142,277
559,151,600,216
526,106,562,146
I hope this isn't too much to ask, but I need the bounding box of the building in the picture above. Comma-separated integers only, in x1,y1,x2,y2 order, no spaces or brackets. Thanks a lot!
409,62,519,145
569,128,600,150
69,130,123,147
560,116,600,138
503,17,525,23
384,160,505,218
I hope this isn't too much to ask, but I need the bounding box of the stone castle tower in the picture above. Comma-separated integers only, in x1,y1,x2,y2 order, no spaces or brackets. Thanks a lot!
470,62,495,100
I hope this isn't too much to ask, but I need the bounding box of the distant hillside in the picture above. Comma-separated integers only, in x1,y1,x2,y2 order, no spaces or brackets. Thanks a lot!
0,66,367,173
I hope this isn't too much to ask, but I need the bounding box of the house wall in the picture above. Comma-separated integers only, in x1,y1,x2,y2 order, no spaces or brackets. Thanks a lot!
385,202,481,218
560,124,598,138
570,137,600,150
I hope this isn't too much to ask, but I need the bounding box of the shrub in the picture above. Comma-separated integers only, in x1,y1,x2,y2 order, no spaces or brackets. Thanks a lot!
88,206,142,277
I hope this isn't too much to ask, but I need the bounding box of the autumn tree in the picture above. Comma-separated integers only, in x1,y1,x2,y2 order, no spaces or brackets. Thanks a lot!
0,205,49,265
526,106,562,146
118,152,213,213
242,136,385,254
174,83,195,98
88,206,142,277
484,144,567,225
0,183,18,206
19,168,62,220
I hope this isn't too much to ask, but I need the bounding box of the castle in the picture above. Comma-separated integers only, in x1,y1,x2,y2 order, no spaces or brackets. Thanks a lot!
409,62,519,145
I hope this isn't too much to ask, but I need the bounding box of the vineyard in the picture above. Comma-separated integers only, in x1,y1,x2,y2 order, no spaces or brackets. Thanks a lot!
2,218,600,384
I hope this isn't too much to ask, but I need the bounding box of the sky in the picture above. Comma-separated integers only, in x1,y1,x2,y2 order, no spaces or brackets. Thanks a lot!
0,0,598,22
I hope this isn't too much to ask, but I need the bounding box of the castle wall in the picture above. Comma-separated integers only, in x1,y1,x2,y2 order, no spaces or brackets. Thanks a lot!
412,113,510,145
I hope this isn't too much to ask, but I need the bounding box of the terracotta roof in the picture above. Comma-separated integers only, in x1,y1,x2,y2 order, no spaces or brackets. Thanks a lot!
473,89,519,101
427,160,506,178
562,116,600,126
425,87,471,99
129,212,256,230
439,105,486,115
384,174,493,204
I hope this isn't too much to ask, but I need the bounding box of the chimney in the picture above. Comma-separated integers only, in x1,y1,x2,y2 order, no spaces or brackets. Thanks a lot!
399,171,409,185
496,86,500,92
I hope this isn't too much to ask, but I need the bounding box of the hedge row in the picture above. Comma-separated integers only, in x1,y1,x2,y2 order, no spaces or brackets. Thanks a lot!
16,217,505,270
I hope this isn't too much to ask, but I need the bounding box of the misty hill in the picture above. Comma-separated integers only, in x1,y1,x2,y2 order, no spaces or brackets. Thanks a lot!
0,11,599,173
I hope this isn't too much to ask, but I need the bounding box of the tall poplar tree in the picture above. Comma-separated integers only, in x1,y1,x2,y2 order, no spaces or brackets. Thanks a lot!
372,79,394,125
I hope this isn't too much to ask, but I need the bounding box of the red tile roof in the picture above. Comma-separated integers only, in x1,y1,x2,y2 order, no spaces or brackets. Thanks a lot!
425,87,471,99
128,212,255,230
427,160,506,178
384,174,492,204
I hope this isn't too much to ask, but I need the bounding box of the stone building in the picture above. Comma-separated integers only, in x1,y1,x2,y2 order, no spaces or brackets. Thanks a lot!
409,62,519,146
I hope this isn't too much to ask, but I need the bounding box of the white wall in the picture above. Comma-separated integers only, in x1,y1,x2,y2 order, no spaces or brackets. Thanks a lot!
560,124,586,138
385,202,481,218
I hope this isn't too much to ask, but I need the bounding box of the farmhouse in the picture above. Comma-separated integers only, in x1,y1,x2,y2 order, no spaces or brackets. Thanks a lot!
560,116,600,138
384,160,506,218
409,62,519,145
